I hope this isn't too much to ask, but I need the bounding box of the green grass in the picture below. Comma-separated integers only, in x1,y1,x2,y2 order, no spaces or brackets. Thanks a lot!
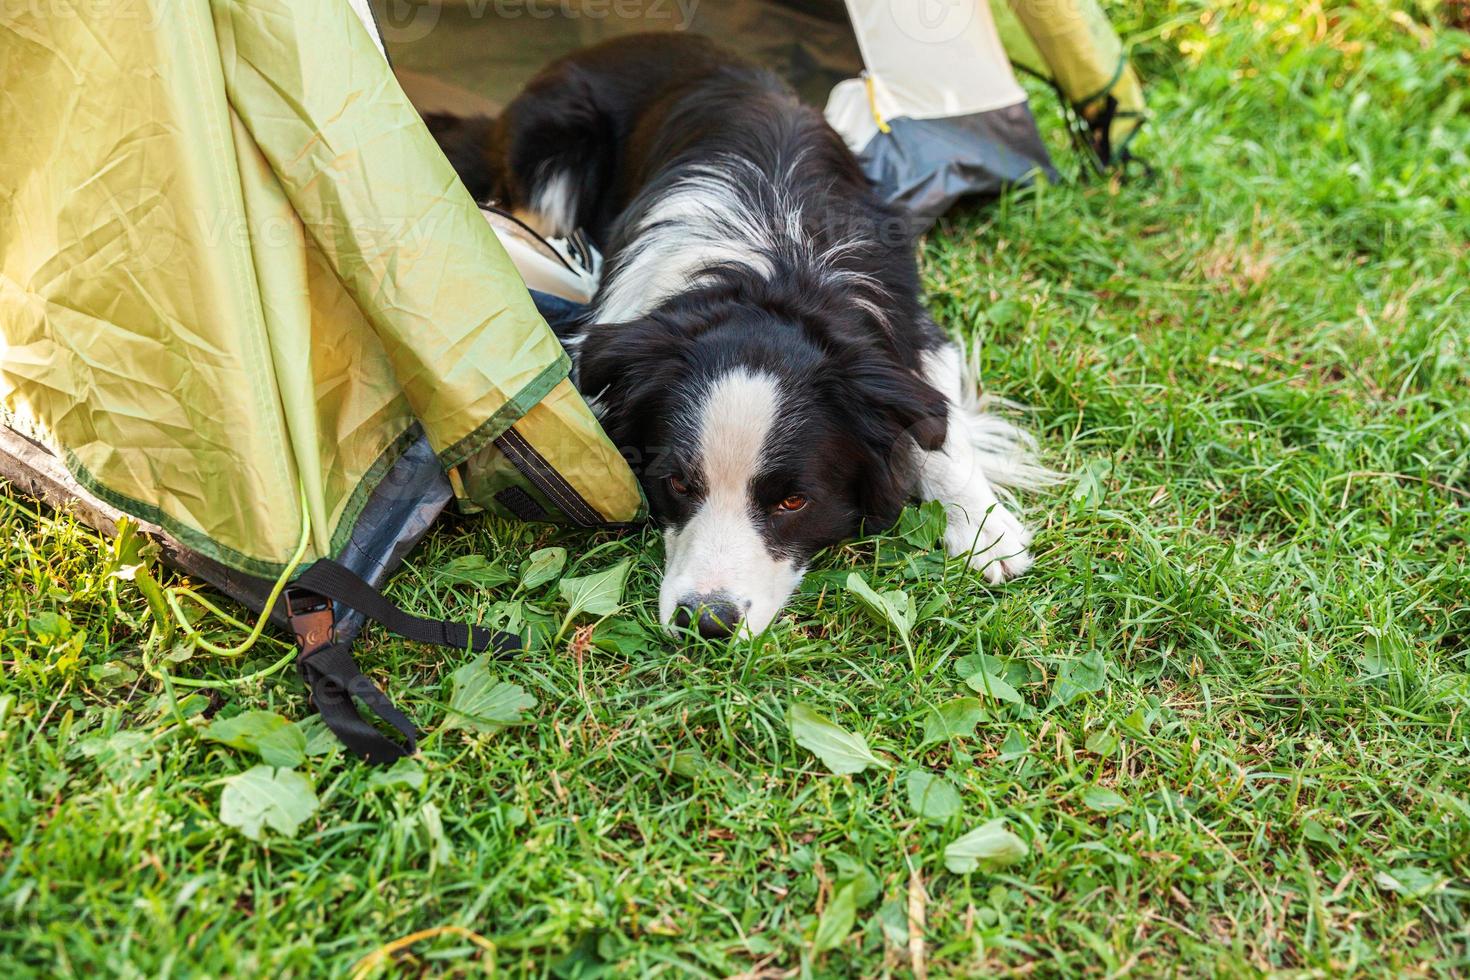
3,2,1468,975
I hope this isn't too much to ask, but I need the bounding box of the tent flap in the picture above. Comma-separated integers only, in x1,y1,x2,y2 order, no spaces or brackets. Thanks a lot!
211,0,569,466
3,0,644,583
1,0,307,573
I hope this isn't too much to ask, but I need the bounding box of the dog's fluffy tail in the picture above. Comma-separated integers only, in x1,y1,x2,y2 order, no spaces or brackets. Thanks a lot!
953,339,1064,501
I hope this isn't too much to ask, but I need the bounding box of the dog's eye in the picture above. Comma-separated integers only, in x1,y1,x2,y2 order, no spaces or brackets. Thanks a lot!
668,473,692,496
776,494,808,513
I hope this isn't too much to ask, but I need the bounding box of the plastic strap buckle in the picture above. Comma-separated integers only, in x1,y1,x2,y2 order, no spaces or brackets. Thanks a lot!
283,587,336,657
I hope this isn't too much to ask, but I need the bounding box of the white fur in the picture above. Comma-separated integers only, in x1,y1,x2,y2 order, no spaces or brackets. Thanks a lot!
659,368,804,636
592,167,778,323
918,343,1056,583
528,168,578,238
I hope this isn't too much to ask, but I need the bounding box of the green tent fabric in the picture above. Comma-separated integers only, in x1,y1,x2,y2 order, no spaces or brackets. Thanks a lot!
1,0,645,596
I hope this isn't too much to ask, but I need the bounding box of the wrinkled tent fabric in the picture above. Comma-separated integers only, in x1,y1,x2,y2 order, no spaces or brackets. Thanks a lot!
1,0,644,617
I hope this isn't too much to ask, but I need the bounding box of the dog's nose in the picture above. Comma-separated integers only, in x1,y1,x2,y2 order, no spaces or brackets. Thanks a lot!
673,593,743,639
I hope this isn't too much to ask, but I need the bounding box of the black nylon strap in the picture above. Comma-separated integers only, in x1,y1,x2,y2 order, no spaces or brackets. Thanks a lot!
299,644,419,765
286,559,523,764
494,485,550,522
292,559,521,656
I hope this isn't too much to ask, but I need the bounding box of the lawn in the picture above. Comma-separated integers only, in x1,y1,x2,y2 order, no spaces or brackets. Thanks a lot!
2,1,1468,976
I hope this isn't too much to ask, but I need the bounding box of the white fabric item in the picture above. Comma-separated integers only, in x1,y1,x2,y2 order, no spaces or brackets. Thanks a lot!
480,209,601,304
838,0,1027,120
824,76,892,155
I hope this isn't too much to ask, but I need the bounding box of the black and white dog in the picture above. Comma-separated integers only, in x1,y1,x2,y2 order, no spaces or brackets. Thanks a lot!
451,34,1051,637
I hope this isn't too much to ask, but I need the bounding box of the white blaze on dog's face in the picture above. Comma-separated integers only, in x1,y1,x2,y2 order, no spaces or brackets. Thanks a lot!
575,311,955,643
658,368,807,638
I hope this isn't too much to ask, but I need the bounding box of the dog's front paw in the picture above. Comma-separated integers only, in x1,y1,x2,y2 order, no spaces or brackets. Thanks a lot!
943,501,1034,584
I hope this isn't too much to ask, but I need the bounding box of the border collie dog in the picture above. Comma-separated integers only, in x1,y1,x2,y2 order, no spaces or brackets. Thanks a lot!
474,34,1052,637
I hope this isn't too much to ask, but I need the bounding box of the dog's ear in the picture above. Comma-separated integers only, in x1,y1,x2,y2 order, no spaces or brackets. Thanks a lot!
836,353,949,453
574,316,691,443
824,351,949,526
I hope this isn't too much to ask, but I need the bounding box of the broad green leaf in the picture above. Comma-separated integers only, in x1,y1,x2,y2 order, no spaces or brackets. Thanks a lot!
296,715,341,758
1052,651,1106,706
149,691,209,721
203,710,306,767
1070,458,1113,511
592,617,660,657
87,661,138,687
811,880,859,953
827,852,881,907
943,819,1028,874
491,598,527,636
877,899,910,949
27,612,71,640
1081,786,1128,814
219,766,319,841
1374,867,1443,900
368,758,426,792
845,573,912,643
787,702,887,775
984,297,1025,328
922,697,986,743
435,554,514,589
956,652,1030,690
559,559,632,620
998,728,1029,760
161,642,194,665
520,547,567,589
895,500,947,551
1300,818,1339,850
906,769,964,821
667,748,707,779
75,730,151,782
1121,706,1152,735
962,668,1023,705
444,656,537,734
1084,729,1119,756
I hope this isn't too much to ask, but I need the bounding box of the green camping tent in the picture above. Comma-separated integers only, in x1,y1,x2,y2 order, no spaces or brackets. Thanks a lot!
2,0,650,759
